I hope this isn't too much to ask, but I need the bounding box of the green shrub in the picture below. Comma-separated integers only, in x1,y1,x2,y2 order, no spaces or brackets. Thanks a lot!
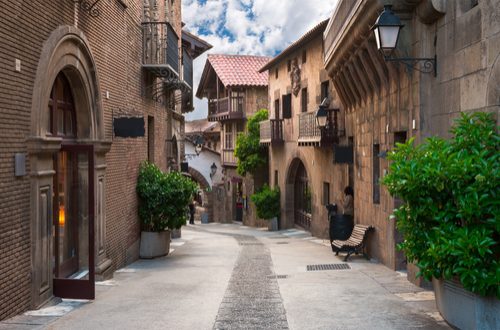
251,184,280,220
235,109,269,176
382,112,499,298
136,162,198,232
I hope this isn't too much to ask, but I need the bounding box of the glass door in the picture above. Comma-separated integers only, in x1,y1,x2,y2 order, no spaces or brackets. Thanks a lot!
53,144,95,299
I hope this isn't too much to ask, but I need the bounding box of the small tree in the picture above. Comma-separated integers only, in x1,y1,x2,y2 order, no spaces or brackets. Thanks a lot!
137,162,198,232
235,109,269,176
382,112,499,298
251,184,280,220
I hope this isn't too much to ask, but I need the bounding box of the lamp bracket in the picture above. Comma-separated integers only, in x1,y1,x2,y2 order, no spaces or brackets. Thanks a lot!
384,55,436,76
74,0,103,17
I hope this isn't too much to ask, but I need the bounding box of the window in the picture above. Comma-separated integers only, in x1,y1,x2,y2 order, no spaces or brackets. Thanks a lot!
282,94,292,119
287,59,291,72
274,99,280,119
48,73,76,137
302,50,307,64
323,182,330,205
231,90,245,112
148,116,154,162
373,144,380,204
275,68,278,79
225,124,233,149
321,80,329,102
274,170,278,187
301,88,308,113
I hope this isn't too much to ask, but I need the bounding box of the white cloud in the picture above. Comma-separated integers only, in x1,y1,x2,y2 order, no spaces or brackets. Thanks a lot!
183,0,339,120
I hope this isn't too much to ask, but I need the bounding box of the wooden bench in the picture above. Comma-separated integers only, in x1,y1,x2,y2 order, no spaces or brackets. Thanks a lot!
331,224,374,261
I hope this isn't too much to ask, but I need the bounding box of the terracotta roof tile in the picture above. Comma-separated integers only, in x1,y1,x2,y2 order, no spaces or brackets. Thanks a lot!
207,54,271,87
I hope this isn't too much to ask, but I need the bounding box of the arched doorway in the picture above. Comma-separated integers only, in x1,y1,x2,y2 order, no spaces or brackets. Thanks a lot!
50,73,95,299
286,158,311,230
294,161,311,229
28,26,110,307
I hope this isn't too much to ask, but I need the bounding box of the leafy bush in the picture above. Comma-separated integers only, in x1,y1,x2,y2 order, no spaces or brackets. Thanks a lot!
137,162,198,232
251,184,280,220
382,112,499,298
235,109,269,176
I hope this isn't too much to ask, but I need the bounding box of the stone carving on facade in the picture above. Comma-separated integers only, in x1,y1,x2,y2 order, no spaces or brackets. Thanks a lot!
290,59,301,96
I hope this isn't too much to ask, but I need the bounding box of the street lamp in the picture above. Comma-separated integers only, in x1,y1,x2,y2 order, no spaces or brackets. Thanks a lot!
372,5,436,76
372,5,404,58
210,162,217,178
316,97,330,129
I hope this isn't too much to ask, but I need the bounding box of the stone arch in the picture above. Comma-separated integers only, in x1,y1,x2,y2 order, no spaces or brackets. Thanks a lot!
188,166,210,190
189,166,213,223
30,25,104,140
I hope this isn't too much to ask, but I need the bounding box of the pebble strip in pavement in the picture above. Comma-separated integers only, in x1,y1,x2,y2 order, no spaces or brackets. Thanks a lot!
213,235,289,330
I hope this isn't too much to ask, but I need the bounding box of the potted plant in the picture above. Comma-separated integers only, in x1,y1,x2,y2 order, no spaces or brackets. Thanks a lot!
136,162,197,258
251,184,280,231
382,112,499,329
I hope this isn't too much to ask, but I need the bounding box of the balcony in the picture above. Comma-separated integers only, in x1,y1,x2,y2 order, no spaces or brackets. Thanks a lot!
222,149,237,167
207,95,245,122
142,22,179,79
298,109,341,147
259,119,284,146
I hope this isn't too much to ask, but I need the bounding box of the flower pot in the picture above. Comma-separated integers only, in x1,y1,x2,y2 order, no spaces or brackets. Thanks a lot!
171,228,181,239
139,230,171,259
268,217,278,231
433,278,500,329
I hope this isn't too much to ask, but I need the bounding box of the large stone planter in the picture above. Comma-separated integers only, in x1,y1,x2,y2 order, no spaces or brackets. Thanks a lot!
139,230,171,259
268,217,278,231
433,278,500,329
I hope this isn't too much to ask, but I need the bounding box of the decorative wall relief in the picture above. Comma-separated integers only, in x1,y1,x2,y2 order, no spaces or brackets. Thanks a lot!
290,59,301,96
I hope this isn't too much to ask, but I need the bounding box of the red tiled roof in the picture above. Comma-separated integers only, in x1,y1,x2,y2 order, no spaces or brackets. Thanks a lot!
207,54,271,87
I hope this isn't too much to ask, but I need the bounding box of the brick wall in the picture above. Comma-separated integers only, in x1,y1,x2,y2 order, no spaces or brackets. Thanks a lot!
0,0,184,319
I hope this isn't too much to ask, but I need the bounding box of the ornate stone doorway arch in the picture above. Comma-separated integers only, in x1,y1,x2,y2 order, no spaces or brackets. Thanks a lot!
28,26,111,308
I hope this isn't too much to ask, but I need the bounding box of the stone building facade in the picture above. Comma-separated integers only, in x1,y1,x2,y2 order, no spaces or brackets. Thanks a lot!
196,55,270,226
0,0,208,320
258,20,349,237
323,0,499,282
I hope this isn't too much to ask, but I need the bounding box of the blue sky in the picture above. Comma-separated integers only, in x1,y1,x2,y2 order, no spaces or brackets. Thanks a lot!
182,0,339,120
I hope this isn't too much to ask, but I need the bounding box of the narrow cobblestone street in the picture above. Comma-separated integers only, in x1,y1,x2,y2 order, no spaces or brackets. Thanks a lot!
1,222,450,330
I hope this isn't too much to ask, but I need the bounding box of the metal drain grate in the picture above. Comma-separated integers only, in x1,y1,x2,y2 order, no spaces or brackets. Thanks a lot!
276,242,289,245
306,264,351,271
267,274,288,279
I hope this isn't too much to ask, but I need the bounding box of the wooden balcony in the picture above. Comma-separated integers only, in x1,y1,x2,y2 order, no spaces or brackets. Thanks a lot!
207,96,245,122
298,109,341,147
259,119,284,146
142,22,179,78
222,149,237,167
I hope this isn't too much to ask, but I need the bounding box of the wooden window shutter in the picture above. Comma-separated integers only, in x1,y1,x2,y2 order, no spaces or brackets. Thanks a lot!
282,94,292,119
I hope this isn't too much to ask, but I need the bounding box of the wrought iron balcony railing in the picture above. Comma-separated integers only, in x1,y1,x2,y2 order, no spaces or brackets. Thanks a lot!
259,119,284,146
207,95,245,122
142,21,179,78
298,109,341,147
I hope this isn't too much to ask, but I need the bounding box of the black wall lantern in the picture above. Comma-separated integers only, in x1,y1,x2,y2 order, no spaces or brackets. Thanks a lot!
210,162,217,179
316,97,330,129
372,5,436,76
